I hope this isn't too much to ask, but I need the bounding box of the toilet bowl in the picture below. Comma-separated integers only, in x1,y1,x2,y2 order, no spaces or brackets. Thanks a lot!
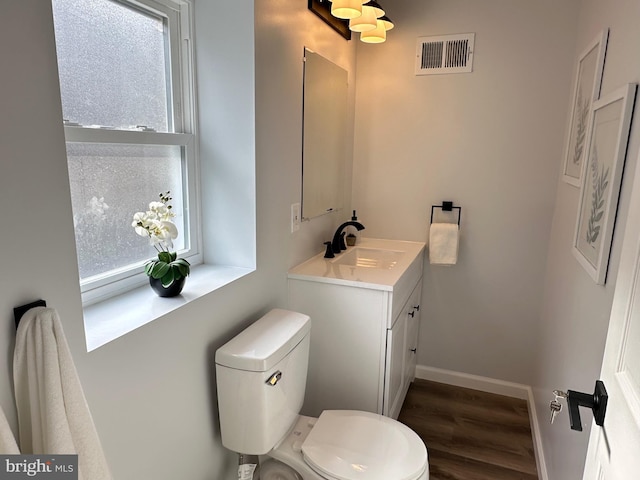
215,309,428,480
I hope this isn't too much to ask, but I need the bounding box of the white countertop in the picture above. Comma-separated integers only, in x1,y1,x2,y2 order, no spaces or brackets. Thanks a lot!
288,238,426,291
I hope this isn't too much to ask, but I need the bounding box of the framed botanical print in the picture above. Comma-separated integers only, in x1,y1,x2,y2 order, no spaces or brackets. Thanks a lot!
562,29,609,187
573,84,637,284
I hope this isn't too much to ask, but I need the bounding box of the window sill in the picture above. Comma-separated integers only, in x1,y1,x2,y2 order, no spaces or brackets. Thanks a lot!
83,264,254,351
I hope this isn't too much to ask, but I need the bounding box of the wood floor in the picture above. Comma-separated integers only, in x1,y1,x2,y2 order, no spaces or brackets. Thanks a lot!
398,379,538,480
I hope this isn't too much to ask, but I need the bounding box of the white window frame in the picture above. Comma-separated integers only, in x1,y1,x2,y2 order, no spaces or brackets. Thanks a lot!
57,0,201,305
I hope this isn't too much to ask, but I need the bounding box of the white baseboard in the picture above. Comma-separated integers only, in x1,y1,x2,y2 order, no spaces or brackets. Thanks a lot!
415,365,529,398
414,365,549,480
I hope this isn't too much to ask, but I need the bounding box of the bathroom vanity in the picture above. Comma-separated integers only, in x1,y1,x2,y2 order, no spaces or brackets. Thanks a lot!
288,238,425,419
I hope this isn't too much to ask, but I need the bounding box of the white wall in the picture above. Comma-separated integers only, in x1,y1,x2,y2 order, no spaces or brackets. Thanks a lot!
254,1,357,269
534,0,640,478
196,0,257,268
0,0,82,439
5,0,635,478
352,0,579,385
0,1,354,478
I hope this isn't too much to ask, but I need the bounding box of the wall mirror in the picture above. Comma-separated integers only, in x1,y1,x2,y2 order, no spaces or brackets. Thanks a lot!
302,48,348,219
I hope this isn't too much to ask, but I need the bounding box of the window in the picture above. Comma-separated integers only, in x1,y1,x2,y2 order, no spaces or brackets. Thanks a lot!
52,0,199,304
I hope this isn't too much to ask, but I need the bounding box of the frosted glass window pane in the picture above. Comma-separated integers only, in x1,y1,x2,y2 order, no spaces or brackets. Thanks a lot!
52,0,170,132
67,143,185,280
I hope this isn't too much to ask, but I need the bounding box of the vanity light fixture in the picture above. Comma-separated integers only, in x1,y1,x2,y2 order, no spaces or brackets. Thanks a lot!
328,0,394,42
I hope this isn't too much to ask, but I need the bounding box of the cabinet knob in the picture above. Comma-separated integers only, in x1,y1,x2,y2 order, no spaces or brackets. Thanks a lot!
413,305,420,311
408,311,415,317
410,348,417,353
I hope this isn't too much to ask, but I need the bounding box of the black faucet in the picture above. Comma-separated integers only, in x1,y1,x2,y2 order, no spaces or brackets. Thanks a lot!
331,221,365,254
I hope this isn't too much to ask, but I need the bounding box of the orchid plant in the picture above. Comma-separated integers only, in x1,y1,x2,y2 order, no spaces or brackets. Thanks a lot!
132,192,190,287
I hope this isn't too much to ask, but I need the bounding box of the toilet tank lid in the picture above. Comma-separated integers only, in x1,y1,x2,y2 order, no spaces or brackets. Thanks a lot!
215,309,311,372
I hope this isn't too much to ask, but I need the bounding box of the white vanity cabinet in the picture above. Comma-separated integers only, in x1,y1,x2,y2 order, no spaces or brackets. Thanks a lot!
287,238,425,419
384,280,422,418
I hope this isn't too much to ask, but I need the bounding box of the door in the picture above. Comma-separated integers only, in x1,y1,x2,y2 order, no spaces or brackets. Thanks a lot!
384,311,406,418
582,154,640,478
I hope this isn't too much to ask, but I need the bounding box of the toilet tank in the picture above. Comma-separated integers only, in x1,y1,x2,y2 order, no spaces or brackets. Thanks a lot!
215,309,311,455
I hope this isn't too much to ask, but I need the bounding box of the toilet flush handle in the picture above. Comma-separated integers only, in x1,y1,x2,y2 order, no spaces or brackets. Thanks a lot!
266,371,282,386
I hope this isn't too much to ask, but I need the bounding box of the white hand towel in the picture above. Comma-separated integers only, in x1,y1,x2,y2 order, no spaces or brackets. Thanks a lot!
429,223,459,265
13,307,112,480
0,405,19,454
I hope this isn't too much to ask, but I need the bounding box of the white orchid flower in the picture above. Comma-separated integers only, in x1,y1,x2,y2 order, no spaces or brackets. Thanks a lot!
148,201,172,219
132,192,180,253
132,212,153,237
152,221,178,249
160,220,178,239
132,211,146,225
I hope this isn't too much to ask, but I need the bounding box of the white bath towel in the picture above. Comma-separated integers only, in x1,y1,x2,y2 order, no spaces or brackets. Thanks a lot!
0,405,19,453
429,223,459,265
13,307,112,480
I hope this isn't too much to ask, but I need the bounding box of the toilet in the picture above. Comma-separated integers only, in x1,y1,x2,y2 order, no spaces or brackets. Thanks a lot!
215,309,429,480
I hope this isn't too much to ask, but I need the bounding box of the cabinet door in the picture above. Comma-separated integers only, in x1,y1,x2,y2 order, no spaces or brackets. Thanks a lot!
383,312,406,418
404,281,422,387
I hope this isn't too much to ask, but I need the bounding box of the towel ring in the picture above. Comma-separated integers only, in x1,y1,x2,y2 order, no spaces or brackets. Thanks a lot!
430,201,461,228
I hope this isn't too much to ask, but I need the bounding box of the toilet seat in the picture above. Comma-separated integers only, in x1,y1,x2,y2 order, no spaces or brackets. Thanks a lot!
301,410,428,480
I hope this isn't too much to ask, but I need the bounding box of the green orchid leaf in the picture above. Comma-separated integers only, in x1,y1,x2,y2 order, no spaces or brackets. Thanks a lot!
175,263,189,277
161,269,175,287
144,262,155,276
173,258,191,268
150,262,170,279
158,251,172,263
171,258,190,276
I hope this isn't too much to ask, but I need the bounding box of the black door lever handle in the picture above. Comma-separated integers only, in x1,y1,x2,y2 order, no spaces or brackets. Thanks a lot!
567,380,608,432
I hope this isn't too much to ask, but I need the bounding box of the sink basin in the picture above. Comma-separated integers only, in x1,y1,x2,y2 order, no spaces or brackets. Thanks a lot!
332,247,405,269
288,238,425,289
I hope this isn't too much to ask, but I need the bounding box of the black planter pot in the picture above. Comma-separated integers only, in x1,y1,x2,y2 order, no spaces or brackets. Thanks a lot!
149,275,186,297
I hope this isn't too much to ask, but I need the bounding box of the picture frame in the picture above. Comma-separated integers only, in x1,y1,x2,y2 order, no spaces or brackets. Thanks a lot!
308,0,352,40
562,29,609,187
572,83,637,284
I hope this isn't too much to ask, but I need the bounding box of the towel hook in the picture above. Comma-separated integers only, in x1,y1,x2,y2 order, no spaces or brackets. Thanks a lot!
430,201,462,228
13,299,47,330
